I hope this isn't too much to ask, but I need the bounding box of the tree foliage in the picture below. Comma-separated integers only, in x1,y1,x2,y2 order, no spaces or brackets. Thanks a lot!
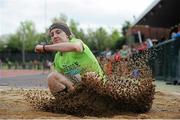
0,38,6,52
6,33,21,51
122,20,131,36
0,16,132,54
6,21,39,52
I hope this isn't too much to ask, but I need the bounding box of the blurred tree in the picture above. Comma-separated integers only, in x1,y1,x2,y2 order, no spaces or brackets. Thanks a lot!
69,19,79,35
0,39,6,51
36,32,51,45
19,21,38,51
113,20,132,49
86,27,122,52
87,27,110,51
110,29,121,50
52,13,68,23
6,21,38,52
115,36,126,49
96,27,110,51
6,33,21,51
122,20,131,36
86,28,97,50
4,14,125,53
69,19,86,41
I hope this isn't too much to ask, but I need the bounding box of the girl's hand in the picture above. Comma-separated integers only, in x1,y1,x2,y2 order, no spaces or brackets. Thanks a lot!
35,45,44,53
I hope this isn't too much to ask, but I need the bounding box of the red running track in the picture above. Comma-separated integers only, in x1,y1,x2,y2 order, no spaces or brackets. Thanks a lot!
0,69,49,78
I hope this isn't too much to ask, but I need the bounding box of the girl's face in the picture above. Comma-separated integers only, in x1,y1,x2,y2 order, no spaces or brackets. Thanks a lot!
50,28,69,44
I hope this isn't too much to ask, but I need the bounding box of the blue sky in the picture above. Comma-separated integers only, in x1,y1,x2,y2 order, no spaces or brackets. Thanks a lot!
0,0,155,35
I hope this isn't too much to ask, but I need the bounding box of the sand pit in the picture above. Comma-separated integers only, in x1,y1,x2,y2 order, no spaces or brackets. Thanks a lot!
0,87,179,119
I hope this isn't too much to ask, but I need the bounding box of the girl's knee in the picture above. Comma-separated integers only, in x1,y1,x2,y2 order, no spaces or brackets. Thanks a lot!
47,72,66,94
47,71,58,81
47,72,59,88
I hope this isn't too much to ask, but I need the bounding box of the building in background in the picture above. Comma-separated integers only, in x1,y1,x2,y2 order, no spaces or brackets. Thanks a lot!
127,0,180,44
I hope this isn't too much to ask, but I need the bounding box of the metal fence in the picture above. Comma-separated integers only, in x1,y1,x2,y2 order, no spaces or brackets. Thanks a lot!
0,52,54,62
151,37,180,84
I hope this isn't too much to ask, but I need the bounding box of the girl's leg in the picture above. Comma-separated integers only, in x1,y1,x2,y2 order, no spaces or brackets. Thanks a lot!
47,71,74,96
